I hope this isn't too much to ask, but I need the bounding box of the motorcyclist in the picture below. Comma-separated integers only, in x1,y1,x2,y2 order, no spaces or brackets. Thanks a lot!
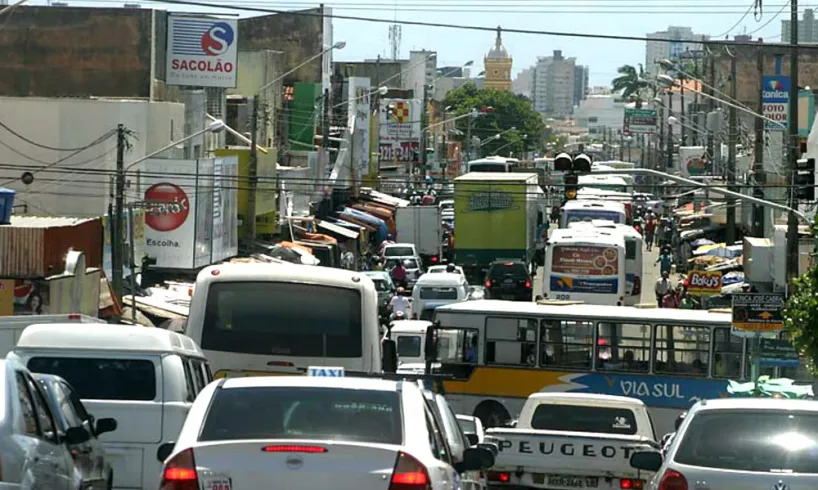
389,288,411,320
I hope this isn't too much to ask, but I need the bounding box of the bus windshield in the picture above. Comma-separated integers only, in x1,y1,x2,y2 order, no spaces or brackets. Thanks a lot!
201,282,363,357
564,210,624,225
470,163,508,172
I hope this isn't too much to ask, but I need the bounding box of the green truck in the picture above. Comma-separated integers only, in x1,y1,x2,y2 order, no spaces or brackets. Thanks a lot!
453,172,546,283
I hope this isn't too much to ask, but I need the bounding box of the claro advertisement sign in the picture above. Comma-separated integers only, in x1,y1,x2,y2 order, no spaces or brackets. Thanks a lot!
166,15,238,88
142,157,238,269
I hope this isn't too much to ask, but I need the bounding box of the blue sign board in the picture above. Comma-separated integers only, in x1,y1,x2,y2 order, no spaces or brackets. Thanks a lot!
571,373,726,409
761,75,791,131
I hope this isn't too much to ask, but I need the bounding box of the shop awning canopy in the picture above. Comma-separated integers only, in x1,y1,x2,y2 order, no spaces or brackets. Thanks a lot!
317,220,359,240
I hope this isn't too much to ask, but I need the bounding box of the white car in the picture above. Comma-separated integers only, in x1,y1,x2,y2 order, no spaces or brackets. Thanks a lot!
157,371,494,490
427,265,465,276
0,359,84,490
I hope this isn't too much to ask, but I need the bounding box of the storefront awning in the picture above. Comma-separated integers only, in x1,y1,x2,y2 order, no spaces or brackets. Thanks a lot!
318,220,359,240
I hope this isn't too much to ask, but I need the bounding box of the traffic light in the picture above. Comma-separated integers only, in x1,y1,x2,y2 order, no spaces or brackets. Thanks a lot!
564,174,579,200
573,153,592,173
554,152,573,172
795,158,816,201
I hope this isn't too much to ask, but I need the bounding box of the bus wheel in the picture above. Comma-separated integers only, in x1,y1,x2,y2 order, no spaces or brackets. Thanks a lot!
474,401,510,428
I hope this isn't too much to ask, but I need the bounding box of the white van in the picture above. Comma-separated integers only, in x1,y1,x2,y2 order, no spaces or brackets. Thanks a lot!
412,272,469,320
7,323,211,490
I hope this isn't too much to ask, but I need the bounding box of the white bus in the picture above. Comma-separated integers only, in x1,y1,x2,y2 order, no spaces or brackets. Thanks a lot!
186,263,386,378
560,200,627,228
544,227,627,306
568,220,643,306
467,156,520,173
578,174,631,193
431,300,746,435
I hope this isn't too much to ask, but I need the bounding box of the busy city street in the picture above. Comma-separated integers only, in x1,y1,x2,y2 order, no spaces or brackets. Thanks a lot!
0,1,817,489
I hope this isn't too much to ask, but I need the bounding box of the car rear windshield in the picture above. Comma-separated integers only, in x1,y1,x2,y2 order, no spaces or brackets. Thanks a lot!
384,246,414,257
419,287,458,300
199,387,402,445
27,357,157,401
530,404,638,435
201,282,362,357
488,263,528,279
397,335,422,357
674,410,818,473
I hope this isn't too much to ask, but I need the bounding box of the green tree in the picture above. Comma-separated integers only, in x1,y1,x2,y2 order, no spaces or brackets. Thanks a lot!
783,215,818,373
442,84,545,158
611,64,652,107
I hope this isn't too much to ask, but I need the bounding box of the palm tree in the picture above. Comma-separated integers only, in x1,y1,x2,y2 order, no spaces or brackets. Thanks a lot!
612,64,650,107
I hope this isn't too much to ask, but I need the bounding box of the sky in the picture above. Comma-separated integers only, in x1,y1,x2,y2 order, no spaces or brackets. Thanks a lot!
36,0,791,86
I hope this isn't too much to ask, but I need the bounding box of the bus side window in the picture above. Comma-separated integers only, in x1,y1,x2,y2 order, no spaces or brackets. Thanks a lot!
712,327,742,378
596,323,650,373
539,320,593,369
654,325,710,377
485,317,537,366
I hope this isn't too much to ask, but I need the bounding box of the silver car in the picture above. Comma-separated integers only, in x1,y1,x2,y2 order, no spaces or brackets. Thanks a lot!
630,397,818,490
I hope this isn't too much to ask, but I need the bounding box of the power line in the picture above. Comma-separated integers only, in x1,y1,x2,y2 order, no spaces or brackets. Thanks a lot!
746,0,791,36
0,120,113,152
714,0,757,38
145,0,804,48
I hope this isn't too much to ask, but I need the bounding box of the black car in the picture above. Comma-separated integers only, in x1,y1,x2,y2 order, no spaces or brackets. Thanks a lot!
34,373,118,490
484,260,533,301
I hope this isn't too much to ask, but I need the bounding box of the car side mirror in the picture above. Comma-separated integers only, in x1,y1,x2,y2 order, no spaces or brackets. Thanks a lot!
465,433,479,446
95,417,117,435
63,426,91,445
630,450,663,472
454,447,495,473
477,442,499,457
157,442,175,462
382,339,398,373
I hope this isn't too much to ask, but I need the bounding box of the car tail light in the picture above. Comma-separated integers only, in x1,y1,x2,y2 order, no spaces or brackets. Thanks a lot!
487,471,510,483
657,470,687,490
621,478,644,489
484,280,492,288
431,256,439,263
524,280,532,288
633,276,641,295
389,452,431,490
160,448,198,490
262,445,327,453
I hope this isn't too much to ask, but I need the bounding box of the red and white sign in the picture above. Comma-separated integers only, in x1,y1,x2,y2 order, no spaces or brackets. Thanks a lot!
145,183,190,232
762,103,788,127
142,159,198,268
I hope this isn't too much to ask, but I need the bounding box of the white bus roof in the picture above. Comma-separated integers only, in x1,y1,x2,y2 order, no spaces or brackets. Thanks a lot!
563,200,627,211
577,187,633,199
15,323,204,357
434,299,732,325
468,156,520,163
195,262,375,290
549,228,625,246
568,220,641,238
455,172,538,182
578,175,629,186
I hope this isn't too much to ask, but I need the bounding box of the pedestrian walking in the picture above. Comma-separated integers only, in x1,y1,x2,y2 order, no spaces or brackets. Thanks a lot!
656,247,673,276
644,216,656,251
654,271,672,307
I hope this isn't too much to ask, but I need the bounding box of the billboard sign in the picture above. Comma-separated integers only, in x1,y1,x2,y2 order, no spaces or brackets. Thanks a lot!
551,246,620,276
679,146,707,178
761,75,790,131
348,77,371,180
380,98,422,164
731,293,785,335
166,15,238,88
623,109,657,134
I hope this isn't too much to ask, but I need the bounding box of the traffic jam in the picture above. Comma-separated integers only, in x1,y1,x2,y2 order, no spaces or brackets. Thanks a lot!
2,161,815,490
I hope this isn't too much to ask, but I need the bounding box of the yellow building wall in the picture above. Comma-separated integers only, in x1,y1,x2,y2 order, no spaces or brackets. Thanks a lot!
215,148,279,236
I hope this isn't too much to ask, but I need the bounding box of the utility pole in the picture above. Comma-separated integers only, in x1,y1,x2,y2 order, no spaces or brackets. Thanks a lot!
666,95,674,170
726,51,738,245
707,47,716,173
246,96,259,244
692,56,701,146
111,124,126,312
753,46,766,237
619,132,624,160
465,114,473,163
786,0,801,283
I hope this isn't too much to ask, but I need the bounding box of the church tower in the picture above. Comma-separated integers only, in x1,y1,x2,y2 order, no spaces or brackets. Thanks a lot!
484,26,512,91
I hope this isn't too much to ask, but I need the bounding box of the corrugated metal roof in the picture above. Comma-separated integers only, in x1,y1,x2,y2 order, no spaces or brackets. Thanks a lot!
6,216,98,228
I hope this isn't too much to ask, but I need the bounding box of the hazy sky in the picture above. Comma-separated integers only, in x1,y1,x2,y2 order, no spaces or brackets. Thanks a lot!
55,0,789,86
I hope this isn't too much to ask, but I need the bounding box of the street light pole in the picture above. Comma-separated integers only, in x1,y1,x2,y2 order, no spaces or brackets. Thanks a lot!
786,0,801,283
726,50,738,245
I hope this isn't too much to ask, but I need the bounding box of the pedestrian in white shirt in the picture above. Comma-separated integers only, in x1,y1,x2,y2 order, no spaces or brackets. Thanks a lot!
654,271,672,307
389,287,411,319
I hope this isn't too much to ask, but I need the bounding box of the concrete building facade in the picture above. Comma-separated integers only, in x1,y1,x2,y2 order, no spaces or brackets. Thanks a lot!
645,26,706,78
573,94,626,131
574,65,589,106
531,50,576,117
782,9,818,44
512,68,533,98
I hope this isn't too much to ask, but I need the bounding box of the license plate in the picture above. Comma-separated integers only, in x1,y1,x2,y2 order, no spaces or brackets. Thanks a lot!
503,279,515,285
533,475,597,489
502,295,515,300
